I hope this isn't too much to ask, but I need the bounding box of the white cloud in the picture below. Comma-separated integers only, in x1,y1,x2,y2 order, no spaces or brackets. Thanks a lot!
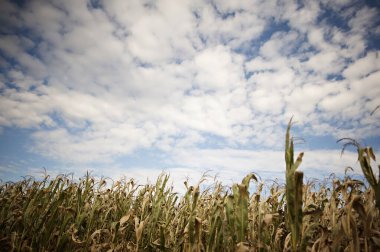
195,1,266,48
343,52,380,80
319,91,357,114
0,89,54,128
193,45,245,90
282,0,321,33
348,6,378,34
286,82,342,119
0,35,47,79
305,51,343,75
260,31,301,59
250,89,284,115
31,126,151,164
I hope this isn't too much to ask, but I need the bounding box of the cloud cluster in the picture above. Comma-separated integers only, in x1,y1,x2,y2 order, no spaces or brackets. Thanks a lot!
0,0,379,181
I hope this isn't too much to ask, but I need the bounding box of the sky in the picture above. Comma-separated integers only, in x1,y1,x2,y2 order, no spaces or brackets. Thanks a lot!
0,0,379,191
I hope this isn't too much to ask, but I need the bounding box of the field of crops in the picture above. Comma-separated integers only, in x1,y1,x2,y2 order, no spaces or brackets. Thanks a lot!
1,122,379,251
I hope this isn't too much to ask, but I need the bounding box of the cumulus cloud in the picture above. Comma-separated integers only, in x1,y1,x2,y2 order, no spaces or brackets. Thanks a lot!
0,0,379,185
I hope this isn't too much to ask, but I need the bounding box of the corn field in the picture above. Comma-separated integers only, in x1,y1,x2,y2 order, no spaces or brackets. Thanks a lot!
1,121,379,251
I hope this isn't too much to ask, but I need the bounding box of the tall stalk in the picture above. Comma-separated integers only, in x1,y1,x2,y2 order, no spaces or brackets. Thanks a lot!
285,118,304,251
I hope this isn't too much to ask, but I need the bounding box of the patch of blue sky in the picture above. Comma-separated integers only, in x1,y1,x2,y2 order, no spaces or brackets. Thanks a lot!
87,0,102,10
362,136,380,150
301,120,380,150
0,127,34,158
326,73,344,81
237,22,291,60
302,134,343,150
365,0,380,8
0,127,59,180
366,32,380,51
317,6,352,32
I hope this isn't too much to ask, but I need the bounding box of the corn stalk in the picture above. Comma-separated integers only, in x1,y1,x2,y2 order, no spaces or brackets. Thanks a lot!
225,173,257,245
338,138,380,210
285,118,304,252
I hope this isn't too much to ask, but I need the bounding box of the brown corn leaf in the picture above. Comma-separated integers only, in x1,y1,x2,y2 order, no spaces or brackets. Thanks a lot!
236,242,250,252
263,214,273,225
120,213,131,226
135,217,145,243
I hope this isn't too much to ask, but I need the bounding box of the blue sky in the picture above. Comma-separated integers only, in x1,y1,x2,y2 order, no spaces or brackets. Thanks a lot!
0,0,379,190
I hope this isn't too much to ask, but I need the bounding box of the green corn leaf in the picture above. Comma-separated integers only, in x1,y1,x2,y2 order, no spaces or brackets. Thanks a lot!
236,184,249,243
